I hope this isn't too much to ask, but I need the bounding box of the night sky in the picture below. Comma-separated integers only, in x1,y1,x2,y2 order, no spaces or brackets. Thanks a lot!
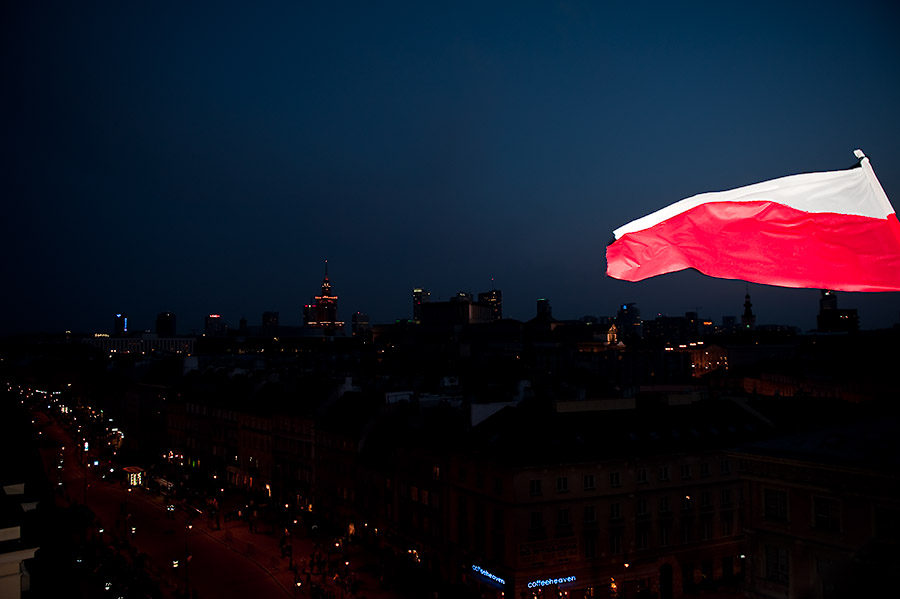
4,1,900,336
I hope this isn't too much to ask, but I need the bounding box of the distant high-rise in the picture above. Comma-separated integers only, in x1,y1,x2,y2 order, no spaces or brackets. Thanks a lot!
262,311,279,335
412,288,431,323
205,314,226,337
819,289,838,312
536,298,552,318
452,291,474,303
304,260,344,330
478,288,502,321
352,312,370,337
113,313,128,337
722,315,737,332
817,290,859,332
616,303,642,339
156,312,176,337
741,293,756,330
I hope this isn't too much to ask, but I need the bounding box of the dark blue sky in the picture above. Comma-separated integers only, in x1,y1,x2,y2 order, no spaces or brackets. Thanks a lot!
4,1,900,335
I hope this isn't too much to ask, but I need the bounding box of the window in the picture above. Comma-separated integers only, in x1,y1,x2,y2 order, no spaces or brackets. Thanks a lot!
764,489,788,522
584,534,597,559
659,496,670,513
583,474,595,490
720,460,732,475
637,498,648,516
680,464,691,480
458,468,467,483
494,477,503,495
681,519,693,544
557,508,570,527
682,495,694,511
765,544,789,583
701,516,712,540
557,476,569,493
659,523,670,547
475,472,484,488
659,465,670,481
636,527,649,551
609,502,622,520
721,488,732,507
721,513,733,536
701,491,712,508
530,511,543,530
813,497,841,532
609,530,623,554
529,479,542,496
637,468,648,483
700,462,710,478
584,505,596,523
609,472,621,487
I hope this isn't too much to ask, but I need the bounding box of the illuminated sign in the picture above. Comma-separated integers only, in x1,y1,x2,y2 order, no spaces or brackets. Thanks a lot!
471,565,506,587
527,575,577,589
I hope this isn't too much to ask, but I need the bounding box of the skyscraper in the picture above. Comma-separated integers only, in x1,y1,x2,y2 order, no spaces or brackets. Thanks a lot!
817,290,859,332
113,313,128,337
477,288,502,321
205,314,226,337
616,303,642,339
305,261,344,330
412,288,431,323
537,298,552,318
351,312,370,337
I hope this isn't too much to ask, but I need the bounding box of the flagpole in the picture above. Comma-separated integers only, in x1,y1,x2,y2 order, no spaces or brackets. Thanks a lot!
854,149,897,216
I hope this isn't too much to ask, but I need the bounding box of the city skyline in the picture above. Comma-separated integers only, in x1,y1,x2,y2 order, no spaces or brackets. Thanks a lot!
58,277,879,337
4,2,900,336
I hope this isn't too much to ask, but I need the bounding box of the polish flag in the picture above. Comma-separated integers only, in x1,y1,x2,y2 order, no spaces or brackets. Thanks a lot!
606,150,900,292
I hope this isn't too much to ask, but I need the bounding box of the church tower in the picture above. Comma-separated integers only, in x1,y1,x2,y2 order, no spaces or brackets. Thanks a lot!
741,292,756,330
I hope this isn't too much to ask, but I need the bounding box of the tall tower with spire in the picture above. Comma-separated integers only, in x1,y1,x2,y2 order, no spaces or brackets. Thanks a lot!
305,260,344,330
741,291,756,330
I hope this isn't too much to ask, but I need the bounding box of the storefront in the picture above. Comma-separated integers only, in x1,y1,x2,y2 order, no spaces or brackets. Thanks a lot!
469,563,508,598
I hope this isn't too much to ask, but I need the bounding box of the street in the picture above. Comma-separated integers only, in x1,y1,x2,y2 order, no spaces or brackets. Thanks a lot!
37,410,294,598
33,406,397,599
